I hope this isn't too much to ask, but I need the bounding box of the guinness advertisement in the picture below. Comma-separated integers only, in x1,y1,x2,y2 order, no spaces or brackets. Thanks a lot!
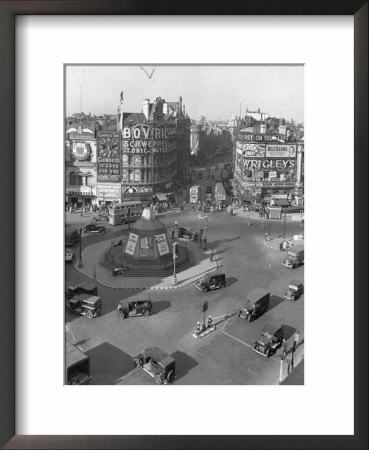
97,132,121,182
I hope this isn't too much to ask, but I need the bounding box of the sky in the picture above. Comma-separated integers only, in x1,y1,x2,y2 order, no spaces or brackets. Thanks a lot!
65,65,304,123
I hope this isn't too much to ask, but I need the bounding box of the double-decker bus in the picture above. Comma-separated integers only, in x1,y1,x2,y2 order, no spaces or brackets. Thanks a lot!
214,182,226,206
108,201,143,226
190,185,200,204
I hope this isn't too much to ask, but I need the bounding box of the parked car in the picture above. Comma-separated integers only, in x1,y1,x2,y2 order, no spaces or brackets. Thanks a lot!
66,294,102,319
117,297,152,319
65,282,98,299
283,280,304,301
84,223,106,234
134,346,176,384
65,228,79,247
196,272,226,293
66,341,91,385
65,248,74,262
92,213,108,222
178,227,193,239
238,288,270,321
253,324,284,358
282,244,304,269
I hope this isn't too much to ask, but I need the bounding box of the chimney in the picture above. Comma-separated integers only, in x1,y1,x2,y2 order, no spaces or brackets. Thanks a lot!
179,96,183,112
142,99,151,120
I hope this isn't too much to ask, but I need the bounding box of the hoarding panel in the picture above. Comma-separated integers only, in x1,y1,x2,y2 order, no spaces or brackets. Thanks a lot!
266,144,296,158
97,131,121,182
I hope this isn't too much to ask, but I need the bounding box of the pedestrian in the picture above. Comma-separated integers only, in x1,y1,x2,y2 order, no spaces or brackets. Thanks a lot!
210,250,214,262
282,339,287,359
279,242,283,251
207,316,213,329
196,321,201,334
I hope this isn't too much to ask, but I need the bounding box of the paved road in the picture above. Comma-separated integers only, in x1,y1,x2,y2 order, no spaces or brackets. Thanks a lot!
65,186,304,384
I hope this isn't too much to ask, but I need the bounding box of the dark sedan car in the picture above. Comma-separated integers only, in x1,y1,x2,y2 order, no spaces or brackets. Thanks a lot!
84,223,106,234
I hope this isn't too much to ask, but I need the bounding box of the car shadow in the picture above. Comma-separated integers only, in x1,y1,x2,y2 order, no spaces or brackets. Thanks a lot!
226,276,238,287
268,295,285,312
282,324,297,341
85,342,135,385
171,351,199,381
152,300,171,315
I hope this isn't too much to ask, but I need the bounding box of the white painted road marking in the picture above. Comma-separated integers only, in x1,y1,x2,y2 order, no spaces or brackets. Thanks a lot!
220,330,253,349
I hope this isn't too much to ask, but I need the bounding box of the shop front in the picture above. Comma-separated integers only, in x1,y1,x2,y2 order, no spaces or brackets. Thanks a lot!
66,189,96,210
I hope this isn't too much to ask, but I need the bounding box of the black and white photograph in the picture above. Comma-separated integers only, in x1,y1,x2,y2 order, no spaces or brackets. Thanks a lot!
65,65,304,385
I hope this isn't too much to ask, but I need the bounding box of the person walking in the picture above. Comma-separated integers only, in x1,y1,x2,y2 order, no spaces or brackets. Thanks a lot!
209,250,214,262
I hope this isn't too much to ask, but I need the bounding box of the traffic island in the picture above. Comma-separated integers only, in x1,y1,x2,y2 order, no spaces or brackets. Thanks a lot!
192,325,216,339
74,238,217,290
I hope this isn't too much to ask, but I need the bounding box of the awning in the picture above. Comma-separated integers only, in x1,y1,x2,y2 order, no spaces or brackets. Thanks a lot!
240,194,255,202
275,199,290,206
155,193,168,202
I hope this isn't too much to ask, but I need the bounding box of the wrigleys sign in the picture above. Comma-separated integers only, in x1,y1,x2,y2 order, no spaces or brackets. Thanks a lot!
122,124,168,153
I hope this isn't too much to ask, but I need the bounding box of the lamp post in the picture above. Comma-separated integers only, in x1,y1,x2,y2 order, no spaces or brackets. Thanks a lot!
283,209,287,241
78,227,83,267
203,215,208,249
198,214,202,247
172,242,178,285
291,330,300,370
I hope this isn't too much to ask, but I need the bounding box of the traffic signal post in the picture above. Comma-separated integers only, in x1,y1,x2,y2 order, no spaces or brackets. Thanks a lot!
172,242,178,285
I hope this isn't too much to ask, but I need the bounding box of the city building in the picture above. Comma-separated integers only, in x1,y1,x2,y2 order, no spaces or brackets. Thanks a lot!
231,123,304,205
96,93,191,205
65,122,98,208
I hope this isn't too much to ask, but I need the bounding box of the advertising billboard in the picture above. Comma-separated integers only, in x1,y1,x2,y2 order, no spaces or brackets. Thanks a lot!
96,183,121,201
236,142,266,157
97,132,121,182
125,233,138,256
266,144,296,158
122,124,168,154
155,233,170,256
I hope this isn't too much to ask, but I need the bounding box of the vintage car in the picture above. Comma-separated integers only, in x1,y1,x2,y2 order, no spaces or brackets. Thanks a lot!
282,244,304,269
66,294,102,319
83,223,106,234
66,341,91,385
65,248,74,262
283,280,304,301
196,272,226,293
65,282,98,299
253,324,284,358
65,228,80,247
134,346,176,385
178,227,193,239
116,297,152,319
92,212,108,222
238,288,270,322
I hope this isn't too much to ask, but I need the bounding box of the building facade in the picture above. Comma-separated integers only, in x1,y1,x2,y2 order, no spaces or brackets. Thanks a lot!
96,93,190,205
65,123,98,208
232,130,304,205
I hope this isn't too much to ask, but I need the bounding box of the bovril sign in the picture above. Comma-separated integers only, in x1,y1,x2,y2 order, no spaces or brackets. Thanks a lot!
122,124,168,153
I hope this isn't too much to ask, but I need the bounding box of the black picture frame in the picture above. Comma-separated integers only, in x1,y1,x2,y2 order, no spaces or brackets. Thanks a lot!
0,1,367,449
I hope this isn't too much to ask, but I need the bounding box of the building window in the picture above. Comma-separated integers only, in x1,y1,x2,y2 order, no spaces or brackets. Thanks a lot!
69,172,77,185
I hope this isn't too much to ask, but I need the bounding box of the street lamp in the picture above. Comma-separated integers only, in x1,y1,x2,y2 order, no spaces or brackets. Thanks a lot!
291,330,300,370
203,215,208,249
283,209,287,241
172,242,178,285
78,227,83,268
